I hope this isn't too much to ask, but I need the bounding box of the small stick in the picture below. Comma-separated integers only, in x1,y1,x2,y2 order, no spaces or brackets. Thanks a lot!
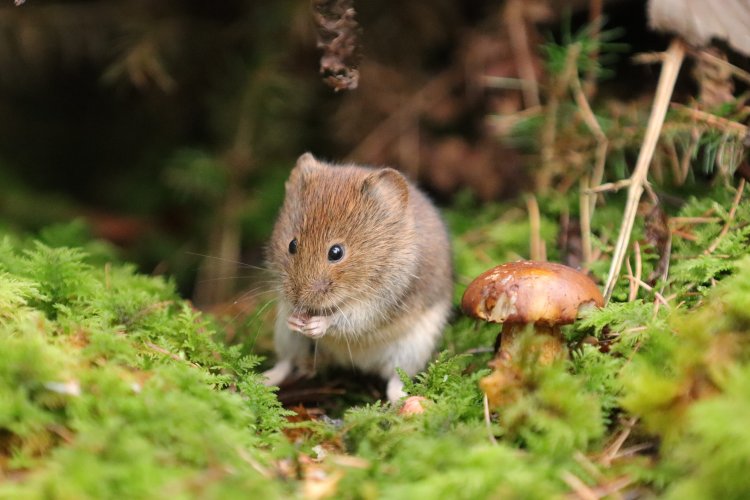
583,0,603,97
571,65,608,204
672,103,749,136
665,139,682,183
691,48,750,86
350,69,457,160
625,257,637,302
570,67,609,266
600,417,638,467
574,451,606,483
584,179,632,194
589,476,634,499
680,130,700,183
539,45,581,191
611,442,653,460
561,471,598,500
504,0,540,108
237,447,273,479
580,176,593,267
704,178,746,255
672,230,699,241
483,394,498,445
482,76,528,90
603,39,686,302
527,195,545,261
633,242,642,301
669,217,722,225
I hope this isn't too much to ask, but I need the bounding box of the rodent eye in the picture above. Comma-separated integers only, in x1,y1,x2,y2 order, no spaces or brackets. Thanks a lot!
327,244,344,262
288,238,298,254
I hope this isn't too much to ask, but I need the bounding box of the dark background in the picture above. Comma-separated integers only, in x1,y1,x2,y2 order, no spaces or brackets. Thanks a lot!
0,0,682,302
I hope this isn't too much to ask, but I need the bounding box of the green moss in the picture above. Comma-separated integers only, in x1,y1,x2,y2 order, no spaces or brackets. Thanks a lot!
0,176,748,498
0,234,288,497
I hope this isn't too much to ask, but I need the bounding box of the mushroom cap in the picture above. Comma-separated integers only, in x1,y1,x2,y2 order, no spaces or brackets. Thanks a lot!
461,260,604,326
648,0,750,56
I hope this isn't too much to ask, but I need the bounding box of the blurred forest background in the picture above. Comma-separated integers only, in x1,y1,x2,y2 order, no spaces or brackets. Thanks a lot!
0,0,682,305
2,1,750,496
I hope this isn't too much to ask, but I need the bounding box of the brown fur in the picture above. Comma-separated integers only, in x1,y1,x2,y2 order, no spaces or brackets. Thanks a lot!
264,153,453,400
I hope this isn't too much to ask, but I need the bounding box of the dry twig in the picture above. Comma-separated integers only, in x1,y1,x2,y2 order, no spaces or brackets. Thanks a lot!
527,194,546,261
483,394,498,445
603,39,686,302
561,471,598,500
504,0,540,108
704,178,746,255
599,417,638,467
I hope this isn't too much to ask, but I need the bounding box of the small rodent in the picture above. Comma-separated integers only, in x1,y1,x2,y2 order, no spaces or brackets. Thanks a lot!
263,153,453,402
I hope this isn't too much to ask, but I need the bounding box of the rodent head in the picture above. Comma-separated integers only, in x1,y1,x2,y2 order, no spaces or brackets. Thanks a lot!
268,153,417,317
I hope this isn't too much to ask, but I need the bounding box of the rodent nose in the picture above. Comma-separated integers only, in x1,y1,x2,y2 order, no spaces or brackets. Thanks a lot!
311,278,332,293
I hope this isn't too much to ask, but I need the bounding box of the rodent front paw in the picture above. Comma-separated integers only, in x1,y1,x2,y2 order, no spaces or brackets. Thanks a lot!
301,316,330,339
287,314,308,333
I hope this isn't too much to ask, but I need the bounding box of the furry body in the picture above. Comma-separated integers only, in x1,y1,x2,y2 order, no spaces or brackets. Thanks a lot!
263,153,453,402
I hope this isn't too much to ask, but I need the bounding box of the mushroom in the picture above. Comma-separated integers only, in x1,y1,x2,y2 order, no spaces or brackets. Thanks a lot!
461,260,604,364
398,396,429,416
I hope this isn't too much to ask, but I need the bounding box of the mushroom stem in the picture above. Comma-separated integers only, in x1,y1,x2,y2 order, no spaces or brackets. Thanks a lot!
496,323,565,364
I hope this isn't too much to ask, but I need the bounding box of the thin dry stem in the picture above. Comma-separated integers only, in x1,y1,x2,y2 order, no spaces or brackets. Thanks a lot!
526,194,545,261
669,216,721,225
603,39,686,302
599,417,638,467
237,447,273,479
583,0,603,97
570,66,608,266
349,70,457,160
561,471,598,500
588,476,634,499
585,179,631,194
539,44,581,191
704,178,746,255
483,393,498,445
633,241,642,301
573,451,606,483
504,0,540,108
580,176,593,267
625,257,637,302
672,103,749,137
571,66,608,184
691,48,750,86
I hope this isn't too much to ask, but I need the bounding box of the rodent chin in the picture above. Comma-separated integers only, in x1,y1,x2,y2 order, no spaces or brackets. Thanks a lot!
290,302,333,318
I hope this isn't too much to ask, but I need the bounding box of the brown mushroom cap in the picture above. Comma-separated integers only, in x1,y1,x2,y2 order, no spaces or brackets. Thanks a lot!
461,261,604,326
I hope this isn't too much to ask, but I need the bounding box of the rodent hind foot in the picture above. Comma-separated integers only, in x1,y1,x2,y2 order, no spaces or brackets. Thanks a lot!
262,359,293,387
386,375,407,403
262,358,317,387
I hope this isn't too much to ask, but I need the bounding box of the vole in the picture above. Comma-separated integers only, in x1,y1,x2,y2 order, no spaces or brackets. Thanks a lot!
262,153,453,402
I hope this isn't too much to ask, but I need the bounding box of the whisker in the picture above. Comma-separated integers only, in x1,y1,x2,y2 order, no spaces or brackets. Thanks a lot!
232,286,278,306
313,340,319,372
195,275,269,284
186,251,275,272
344,333,355,371
246,298,277,352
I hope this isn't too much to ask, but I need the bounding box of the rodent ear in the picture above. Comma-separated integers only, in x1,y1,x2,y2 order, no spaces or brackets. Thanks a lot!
286,152,323,191
362,168,409,209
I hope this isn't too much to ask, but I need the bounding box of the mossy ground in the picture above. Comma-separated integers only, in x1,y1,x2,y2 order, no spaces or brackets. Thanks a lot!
1,13,749,497
1,176,748,498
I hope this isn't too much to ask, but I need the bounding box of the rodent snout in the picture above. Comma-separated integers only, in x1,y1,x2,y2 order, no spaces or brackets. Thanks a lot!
311,278,333,294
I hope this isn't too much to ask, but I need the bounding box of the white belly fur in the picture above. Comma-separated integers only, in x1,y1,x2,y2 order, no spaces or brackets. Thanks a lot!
318,300,450,379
